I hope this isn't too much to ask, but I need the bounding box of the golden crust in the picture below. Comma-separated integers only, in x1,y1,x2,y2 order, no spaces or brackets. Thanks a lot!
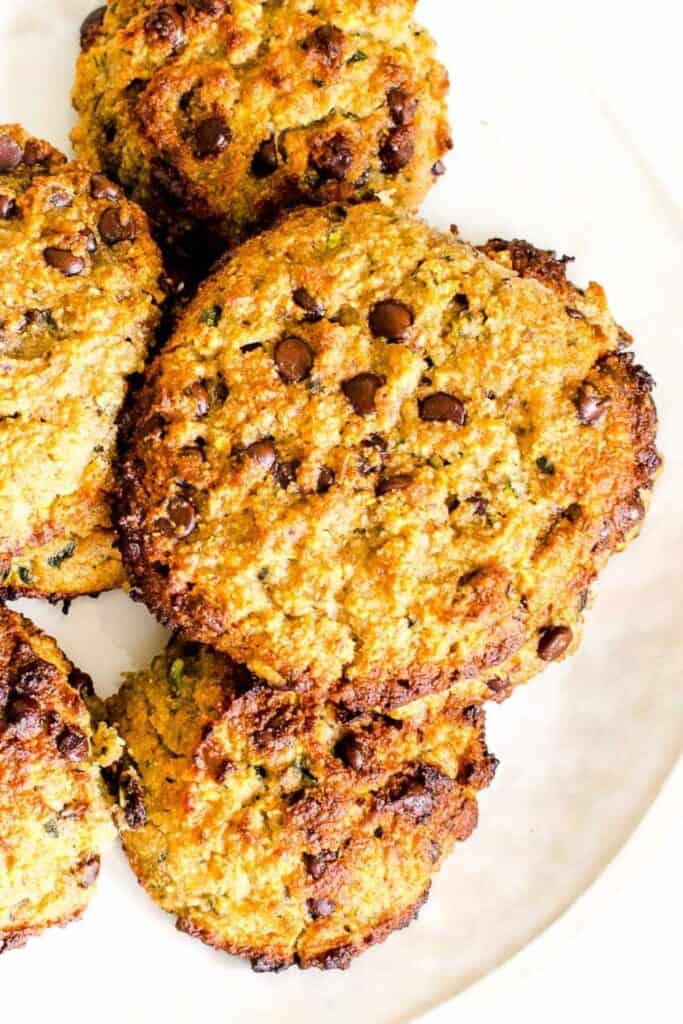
0,606,119,954
0,124,163,599
71,1,451,251
116,204,659,710
106,640,495,970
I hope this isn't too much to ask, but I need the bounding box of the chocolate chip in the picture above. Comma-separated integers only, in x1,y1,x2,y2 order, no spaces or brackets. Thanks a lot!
392,780,433,823
419,392,466,425
273,459,300,489
537,625,573,662
307,898,336,920
144,6,184,47
317,466,335,493
167,495,196,537
369,300,414,341
80,228,98,253
575,387,610,426
310,133,353,182
13,659,56,696
566,306,585,319
120,770,146,829
90,174,120,200
194,117,231,159
0,195,15,219
69,668,94,698
380,125,415,174
186,380,209,417
303,849,337,881
342,373,384,415
5,696,41,738
432,160,446,176
0,136,23,172
387,87,418,126
80,6,106,50
76,856,100,888
304,24,345,65
48,189,72,209
251,137,279,178
334,733,364,770
98,207,136,245
467,494,488,516
244,440,277,470
56,726,89,762
274,336,314,383
376,474,412,497
43,248,84,277
293,288,325,322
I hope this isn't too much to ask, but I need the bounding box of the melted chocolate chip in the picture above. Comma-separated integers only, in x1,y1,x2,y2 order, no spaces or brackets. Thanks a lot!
76,856,101,889
90,174,121,200
537,625,573,661
369,300,414,340
304,24,345,65
387,87,418,126
166,495,197,537
244,440,277,470
316,466,335,493
431,160,446,176
5,696,41,738
274,336,314,383
293,287,325,322
56,726,89,762
43,248,84,277
99,207,136,245
334,733,365,771
419,392,466,425
0,136,22,172
303,849,337,881
251,137,279,178
342,373,384,415
575,387,610,426
380,126,415,174
69,668,94,698
186,380,209,417
376,474,412,497
194,117,232,159
80,7,106,50
307,897,336,920
144,5,184,47
0,195,16,219
310,133,353,182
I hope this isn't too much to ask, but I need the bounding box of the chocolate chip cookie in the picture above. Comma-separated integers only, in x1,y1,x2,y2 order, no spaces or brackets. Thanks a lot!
117,204,659,711
0,606,120,955
0,124,163,600
105,639,495,970
71,1,451,253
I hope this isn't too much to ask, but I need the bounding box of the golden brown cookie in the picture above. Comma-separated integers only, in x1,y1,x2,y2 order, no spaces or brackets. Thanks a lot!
0,606,120,955
105,639,496,970
0,124,163,600
117,204,659,712
71,1,451,254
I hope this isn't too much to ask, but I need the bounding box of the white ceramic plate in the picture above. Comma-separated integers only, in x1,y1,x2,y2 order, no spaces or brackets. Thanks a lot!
1,2,681,1021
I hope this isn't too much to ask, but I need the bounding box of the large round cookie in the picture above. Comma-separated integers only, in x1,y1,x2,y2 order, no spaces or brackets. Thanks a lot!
0,606,119,955
105,640,496,971
71,1,451,253
0,124,163,600
117,204,659,711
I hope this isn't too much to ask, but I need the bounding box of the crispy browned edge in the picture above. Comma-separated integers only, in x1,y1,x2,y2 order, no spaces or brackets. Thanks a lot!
114,233,660,709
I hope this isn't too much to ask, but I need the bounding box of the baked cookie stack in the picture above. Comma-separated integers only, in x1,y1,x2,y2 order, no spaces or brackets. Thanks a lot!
0,0,660,970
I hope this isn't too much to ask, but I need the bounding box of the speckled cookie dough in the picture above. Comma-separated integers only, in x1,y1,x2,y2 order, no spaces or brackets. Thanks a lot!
117,204,659,711
0,605,120,955
71,1,451,253
0,124,163,600
106,639,496,970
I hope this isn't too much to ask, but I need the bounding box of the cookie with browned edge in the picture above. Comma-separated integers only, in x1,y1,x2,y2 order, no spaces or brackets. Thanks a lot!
116,203,659,712
0,124,164,601
71,1,451,257
106,639,496,970
0,605,120,955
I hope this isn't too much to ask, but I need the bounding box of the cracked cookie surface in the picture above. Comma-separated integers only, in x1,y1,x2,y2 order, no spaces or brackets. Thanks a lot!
71,0,450,253
117,204,659,710
0,124,163,600
106,639,495,970
0,606,119,955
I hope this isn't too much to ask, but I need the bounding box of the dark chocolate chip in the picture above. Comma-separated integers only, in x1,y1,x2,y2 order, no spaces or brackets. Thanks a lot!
304,24,345,65
69,668,94,698
537,625,573,662
342,372,384,415
43,248,84,277
419,392,466,425
303,849,337,881
0,136,23,172
76,856,101,888
467,494,488,516
387,87,418,126
80,6,106,50
13,659,56,695
56,727,89,762
167,495,197,537
307,897,336,920
369,299,414,341
566,306,585,319
5,696,41,738
80,228,98,253
380,125,415,174
316,466,335,493
392,780,433,823
120,770,147,829
251,137,279,178
334,733,365,771
310,133,353,182
186,380,209,417
575,387,610,426
48,189,72,209
90,174,121,200
144,6,184,47
376,474,412,497
244,440,277,470
0,195,16,219
22,139,50,166
194,117,231,159
98,206,136,245
274,336,314,383
293,287,325,322
431,160,446,176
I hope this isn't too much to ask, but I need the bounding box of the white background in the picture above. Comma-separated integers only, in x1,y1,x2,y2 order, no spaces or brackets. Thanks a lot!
0,1,681,1021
